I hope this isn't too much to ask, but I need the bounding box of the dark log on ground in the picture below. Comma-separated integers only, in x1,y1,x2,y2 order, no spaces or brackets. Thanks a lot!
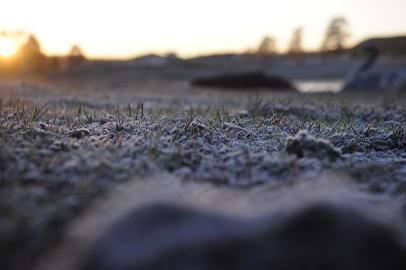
191,71,296,90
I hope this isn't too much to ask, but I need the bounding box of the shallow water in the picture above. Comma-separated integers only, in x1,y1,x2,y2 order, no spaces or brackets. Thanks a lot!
295,80,343,93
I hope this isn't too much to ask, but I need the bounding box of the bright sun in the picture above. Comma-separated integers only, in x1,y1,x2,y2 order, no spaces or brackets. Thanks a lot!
0,37,17,57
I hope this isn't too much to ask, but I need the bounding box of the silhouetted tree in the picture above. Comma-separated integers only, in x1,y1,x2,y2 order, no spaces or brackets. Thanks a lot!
321,17,350,52
256,36,277,56
19,35,42,57
16,35,46,73
69,44,84,58
65,44,86,68
288,27,303,54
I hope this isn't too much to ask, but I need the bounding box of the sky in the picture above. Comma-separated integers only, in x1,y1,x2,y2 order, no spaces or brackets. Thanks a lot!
0,0,405,59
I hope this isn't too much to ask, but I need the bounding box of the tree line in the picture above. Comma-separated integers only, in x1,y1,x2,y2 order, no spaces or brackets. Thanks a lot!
255,16,350,56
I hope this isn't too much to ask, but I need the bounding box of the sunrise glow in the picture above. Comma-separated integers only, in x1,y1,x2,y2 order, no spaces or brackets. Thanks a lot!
0,37,16,58
0,0,405,59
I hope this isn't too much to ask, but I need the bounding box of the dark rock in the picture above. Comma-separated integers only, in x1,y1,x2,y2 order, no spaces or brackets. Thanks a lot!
191,71,296,90
68,128,91,139
81,203,406,270
341,143,366,154
286,130,342,161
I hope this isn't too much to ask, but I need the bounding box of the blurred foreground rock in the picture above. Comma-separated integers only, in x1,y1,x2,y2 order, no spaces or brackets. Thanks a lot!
81,203,406,270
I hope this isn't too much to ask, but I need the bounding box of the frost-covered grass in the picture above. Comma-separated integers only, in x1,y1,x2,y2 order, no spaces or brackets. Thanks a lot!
1,81,406,269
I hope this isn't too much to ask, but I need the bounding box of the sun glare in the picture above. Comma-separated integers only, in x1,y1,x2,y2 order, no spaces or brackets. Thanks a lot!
0,37,17,58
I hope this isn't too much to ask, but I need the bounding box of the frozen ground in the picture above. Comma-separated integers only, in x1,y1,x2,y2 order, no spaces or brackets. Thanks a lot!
1,79,406,269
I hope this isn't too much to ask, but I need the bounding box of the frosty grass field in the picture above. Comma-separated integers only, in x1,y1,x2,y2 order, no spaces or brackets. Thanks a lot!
1,79,406,269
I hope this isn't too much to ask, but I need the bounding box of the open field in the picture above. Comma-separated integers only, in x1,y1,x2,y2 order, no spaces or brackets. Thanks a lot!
1,76,406,269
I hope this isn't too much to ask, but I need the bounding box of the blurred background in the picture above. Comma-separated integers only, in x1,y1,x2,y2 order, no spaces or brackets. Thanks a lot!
0,0,405,92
